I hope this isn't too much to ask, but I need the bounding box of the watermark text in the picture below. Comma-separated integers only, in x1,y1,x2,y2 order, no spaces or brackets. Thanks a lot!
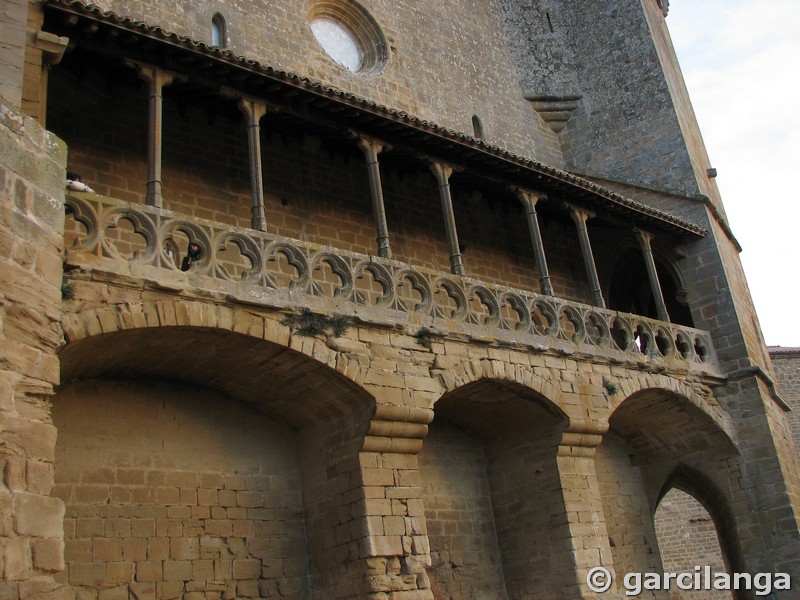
586,566,791,596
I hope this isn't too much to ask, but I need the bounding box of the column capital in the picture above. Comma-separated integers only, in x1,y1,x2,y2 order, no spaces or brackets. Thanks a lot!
238,97,267,123
131,62,175,89
564,202,596,224
428,160,456,185
354,134,390,157
515,188,548,210
634,227,655,247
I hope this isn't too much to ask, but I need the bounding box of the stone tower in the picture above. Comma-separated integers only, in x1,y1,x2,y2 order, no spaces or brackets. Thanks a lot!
1,0,798,598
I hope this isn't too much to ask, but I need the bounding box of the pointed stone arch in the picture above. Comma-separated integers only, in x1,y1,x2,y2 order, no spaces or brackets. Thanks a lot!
598,383,741,589
655,465,746,582
421,374,578,599
55,300,386,598
609,374,737,448
433,356,565,418
60,299,373,428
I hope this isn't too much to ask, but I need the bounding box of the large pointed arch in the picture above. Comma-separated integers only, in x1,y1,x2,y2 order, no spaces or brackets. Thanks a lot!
60,300,373,428
598,384,742,592
656,465,746,581
56,300,377,598
421,375,572,599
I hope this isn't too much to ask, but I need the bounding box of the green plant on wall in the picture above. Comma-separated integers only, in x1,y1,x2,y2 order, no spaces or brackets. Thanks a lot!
281,308,349,337
61,275,75,300
603,377,618,396
414,327,434,350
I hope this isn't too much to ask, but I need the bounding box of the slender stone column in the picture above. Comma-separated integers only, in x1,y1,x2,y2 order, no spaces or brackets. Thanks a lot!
429,162,464,275
517,189,554,295
357,137,392,258
136,65,174,208
568,205,605,308
634,228,670,322
239,98,268,232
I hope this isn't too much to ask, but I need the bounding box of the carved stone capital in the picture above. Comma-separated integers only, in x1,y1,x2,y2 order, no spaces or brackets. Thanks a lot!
238,98,267,125
428,161,454,185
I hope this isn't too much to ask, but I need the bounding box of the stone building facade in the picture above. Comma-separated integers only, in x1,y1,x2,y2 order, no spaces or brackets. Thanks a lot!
1,1,799,599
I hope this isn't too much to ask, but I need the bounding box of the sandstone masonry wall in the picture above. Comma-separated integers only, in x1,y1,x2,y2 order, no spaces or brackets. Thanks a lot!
52,379,310,600
0,98,66,599
770,349,800,453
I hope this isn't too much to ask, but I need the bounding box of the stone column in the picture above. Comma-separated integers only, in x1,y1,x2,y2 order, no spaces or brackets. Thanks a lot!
239,98,268,232
357,137,392,258
635,228,670,322
517,189,554,295
568,205,605,308
556,428,616,598
357,404,434,599
429,162,464,275
136,65,174,208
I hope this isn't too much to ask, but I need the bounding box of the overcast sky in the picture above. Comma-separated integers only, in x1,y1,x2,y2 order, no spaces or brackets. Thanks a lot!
666,1,800,347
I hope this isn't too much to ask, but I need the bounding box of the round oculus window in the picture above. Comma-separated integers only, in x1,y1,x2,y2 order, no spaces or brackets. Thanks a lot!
308,0,388,75
310,18,362,72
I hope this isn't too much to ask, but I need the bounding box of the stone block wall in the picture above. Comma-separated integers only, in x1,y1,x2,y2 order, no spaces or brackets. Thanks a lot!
418,420,506,599
596,433,664,592
770,348,800,452
0,0,28,108
0,98,66,599
51,379,310,600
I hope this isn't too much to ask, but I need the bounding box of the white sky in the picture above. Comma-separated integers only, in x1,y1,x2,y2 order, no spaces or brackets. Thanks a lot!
666,1,800,347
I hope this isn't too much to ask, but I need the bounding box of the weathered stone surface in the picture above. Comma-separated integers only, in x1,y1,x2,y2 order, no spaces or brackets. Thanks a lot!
13,493,64,538
2,2,800,599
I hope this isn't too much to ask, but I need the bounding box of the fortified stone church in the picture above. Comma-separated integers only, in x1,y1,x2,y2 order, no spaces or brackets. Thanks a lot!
1,0,799,598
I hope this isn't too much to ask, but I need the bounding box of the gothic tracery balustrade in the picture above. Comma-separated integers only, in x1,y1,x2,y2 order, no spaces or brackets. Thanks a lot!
64,192,720,375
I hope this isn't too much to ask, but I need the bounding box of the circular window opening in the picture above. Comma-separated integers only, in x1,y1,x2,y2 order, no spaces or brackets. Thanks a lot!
308,0,388,75
310,18,362,72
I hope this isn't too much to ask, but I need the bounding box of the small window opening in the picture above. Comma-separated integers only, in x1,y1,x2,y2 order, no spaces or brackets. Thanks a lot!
472,115,484,139
211,13,227,48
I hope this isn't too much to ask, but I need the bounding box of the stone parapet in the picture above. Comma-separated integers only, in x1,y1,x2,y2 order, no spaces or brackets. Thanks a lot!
63,192,722,381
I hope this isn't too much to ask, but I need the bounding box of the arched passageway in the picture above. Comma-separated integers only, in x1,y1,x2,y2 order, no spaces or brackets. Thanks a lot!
597,388,741,598
655,487,733,599
419,378,569,600
55,324,374,599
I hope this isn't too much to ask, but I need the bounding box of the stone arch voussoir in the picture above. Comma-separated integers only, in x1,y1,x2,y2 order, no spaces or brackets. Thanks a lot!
435,356,562,411
610,372,736,448
430,357,570,444
60,299,371,392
